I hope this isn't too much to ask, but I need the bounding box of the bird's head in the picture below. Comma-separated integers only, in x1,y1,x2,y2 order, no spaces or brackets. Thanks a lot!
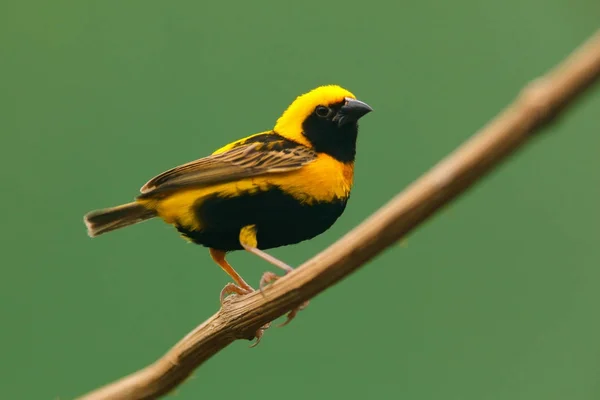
274,85,372,162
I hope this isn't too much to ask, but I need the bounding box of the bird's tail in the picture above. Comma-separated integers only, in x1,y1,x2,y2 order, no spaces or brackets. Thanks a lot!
84,202,157,237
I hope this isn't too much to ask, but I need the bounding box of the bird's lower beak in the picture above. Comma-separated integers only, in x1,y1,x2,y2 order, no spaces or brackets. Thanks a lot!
334,97,373,126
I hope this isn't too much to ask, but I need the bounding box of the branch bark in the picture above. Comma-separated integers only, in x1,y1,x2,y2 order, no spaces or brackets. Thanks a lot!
79,30,600,400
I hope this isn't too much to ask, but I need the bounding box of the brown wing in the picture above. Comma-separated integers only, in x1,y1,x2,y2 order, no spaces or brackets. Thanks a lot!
138,139,317,197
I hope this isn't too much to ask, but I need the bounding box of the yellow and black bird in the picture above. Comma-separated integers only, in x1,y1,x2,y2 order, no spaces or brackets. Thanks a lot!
84,85,372,339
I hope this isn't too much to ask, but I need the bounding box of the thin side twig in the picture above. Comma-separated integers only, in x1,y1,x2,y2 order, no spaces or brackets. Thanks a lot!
80,30,600,400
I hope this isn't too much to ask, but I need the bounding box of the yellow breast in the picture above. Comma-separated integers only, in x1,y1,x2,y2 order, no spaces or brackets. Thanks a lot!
270,153,354,203
138,154,354,231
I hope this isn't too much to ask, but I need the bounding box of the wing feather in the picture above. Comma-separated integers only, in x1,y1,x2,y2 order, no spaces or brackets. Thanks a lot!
138,139,317,197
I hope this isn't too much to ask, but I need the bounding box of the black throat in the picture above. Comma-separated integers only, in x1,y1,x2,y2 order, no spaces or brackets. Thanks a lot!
301,114,358,163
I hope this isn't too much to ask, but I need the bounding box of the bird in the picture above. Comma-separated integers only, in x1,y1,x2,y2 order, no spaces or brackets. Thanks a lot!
84,85,372,344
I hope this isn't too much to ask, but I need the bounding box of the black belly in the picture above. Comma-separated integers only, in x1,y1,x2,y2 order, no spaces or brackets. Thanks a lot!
176,186,348,251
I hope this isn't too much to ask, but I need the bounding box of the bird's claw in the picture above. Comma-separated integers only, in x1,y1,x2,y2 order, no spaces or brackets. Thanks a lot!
224,269,308,347
259,271,280,290
220,283,253,304
219,283,271,347
278,300,310,327
259,271,310,327
249,322,271,348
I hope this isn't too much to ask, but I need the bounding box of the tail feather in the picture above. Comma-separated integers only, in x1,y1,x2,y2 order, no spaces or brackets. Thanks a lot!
84,202,157,237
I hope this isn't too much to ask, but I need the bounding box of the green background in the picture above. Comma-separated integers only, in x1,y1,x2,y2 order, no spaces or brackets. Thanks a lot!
1,1,599,399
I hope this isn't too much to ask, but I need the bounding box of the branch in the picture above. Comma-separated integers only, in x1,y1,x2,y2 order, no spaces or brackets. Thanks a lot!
79,30,600,400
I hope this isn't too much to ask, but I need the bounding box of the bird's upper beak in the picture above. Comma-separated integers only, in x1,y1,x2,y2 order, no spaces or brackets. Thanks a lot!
334,97,373,126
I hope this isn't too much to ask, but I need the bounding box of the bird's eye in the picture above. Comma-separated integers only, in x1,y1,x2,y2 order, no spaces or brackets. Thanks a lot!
315,105,330,118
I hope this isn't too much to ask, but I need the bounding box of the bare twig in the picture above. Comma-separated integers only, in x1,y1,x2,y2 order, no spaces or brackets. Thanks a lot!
79,30,600,400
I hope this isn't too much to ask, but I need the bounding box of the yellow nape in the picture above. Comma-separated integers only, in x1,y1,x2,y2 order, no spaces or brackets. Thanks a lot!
274,85,356,145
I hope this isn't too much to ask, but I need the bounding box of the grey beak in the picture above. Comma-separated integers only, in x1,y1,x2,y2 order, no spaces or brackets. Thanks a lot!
334,97,373,126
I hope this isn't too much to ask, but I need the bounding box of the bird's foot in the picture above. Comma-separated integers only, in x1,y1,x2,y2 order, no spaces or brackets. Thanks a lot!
259,271,310,327
219,282,271,348
250,321,271,348
219,282,253,304
259,271,280,291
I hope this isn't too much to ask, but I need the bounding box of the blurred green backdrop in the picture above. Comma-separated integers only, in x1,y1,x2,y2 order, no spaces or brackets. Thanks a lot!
1,1,599,399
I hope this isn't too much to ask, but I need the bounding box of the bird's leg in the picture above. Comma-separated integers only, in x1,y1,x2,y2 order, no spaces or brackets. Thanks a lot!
209,247,269,347
209,248,254,302
239,225,310,327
